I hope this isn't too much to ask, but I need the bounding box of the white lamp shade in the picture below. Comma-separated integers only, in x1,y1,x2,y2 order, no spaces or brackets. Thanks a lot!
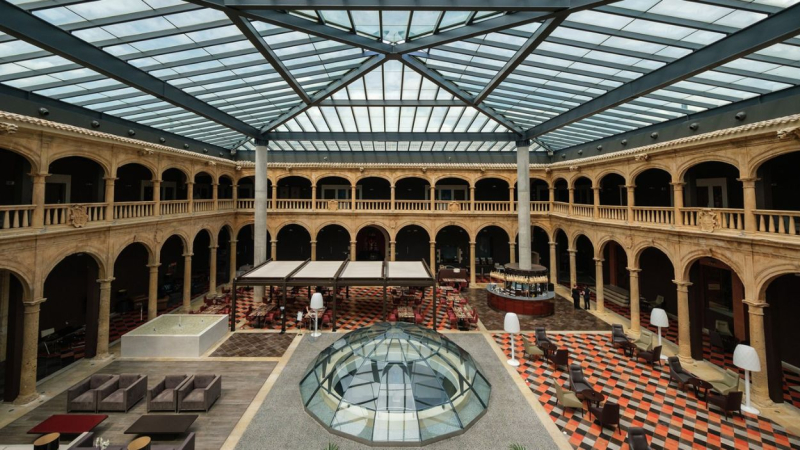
504,313,520,334
310,292,324,310
733,344,761,372
650,308,669,328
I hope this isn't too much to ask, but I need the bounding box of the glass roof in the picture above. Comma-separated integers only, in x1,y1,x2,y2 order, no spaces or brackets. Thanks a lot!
299,322,491,445
0,0,798,153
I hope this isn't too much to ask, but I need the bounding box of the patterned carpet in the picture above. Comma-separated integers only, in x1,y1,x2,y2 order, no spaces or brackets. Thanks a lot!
493,332,800,450
211,333,295,357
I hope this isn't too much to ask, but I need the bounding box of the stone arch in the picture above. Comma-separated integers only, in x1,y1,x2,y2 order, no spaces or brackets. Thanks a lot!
217,173,234,185
160,165,191,181
393,221,433,241
156,231,191,255
677,156,741,181
630,162,674,182
754,264,800,300
594,169,628,187
570,231,596,250
433,222,469,238
355,221,392,238
474,222,513,243
314,220,353,238
631,240,677,270
192,226,218,247
273,221,313,239
313,172,354,185
678,249,745,284
0,142,40,174
42,248,108,288
234,220,254,238
393,174,432,185
595,236,632,262
47,152,110,178
0,264,33,301
551,175,569,186
111,236,157,265
568,174,593,189
474,173,513,185
355,173,392,184
747,144,800,179
115,159,157,179
275,172,312,183
432,174,470,185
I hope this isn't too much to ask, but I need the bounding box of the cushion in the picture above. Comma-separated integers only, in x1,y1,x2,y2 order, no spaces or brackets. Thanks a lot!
71,391,96,411
165,375,187,389
102,390,124,404
120,374,140,387
89,375,114,389
194,375,216,387
723,370,739,387
155,390,174,403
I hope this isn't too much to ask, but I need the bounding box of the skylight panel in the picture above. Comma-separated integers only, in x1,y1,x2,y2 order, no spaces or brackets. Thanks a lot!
408,11,441,39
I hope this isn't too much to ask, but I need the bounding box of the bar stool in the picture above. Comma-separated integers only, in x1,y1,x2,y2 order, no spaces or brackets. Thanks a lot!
33,433,59,450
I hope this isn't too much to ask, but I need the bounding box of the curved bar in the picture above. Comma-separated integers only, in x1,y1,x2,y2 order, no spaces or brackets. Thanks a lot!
487,288,555,317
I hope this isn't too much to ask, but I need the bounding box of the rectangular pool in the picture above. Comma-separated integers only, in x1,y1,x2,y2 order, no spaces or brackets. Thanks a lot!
121,315,228,358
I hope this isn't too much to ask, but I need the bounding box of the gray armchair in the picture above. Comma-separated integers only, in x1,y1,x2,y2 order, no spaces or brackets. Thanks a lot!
148,375,190,412
99,374,147,412
178,374,221,412
67,374,119,413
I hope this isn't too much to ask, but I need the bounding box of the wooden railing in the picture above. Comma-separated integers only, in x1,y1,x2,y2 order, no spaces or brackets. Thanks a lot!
573,204,593,218
0,205,33,230
218,199,235,210
681,208,744,231
598,205,627,221
552,202,569,215
755,209,800,236
356,200,391,211
193,199,214,212
530,201,550,213
633,207,673,225
44,203,106,226
395,200,429,211
473,201,510,212
161,200,189,215
113,201,154,220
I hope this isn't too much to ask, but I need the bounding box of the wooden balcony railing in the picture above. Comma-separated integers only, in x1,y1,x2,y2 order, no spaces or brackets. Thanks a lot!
573,204,593,218
755,209,800,235
161,200,189,215
633,206,674,225
598,205,627,221
114,201,154,220
681,208,744,231
44,203,106,226
0,205,33,230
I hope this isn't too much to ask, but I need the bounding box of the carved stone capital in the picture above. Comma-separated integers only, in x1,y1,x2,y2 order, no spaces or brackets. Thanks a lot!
777,126,800,140
634,153,649,161
138,148,155,156
0,122,19,135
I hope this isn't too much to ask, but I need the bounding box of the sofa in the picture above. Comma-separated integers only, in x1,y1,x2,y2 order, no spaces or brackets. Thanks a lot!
68,432,195,450
148,375,190,412
67,374,119,413
708,369,741,395
98,374,147,412
177,375,221,412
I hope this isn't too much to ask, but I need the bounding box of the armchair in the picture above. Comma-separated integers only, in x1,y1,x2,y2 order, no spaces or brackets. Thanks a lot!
522,336,544,360
568,364,593,393
667,356,692,389
99,374,147,412
708,369,741,395
67,374,119,413
148,375,189,412
627,427,652,450
535,327,551,346
708,390,743,418
611,324,630,347
636,345,663,367
553,378,583,416
551,349,570,370
588,402,620,432
178,374,222,412
633,332,653,352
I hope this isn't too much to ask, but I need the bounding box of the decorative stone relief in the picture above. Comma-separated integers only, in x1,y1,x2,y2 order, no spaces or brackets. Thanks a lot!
698,209,720,233
447,202,461,212
569,165,580,172
206,161,216,166
634,153,649,161
69,205,89,228
327,200,339,211
777,127,800,140
0,122,19,135
138,148,154,156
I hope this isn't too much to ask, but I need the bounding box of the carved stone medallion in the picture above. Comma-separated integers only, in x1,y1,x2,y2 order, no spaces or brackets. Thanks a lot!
69,205,89,228
698,209,720,233
327,200,339,211
447,201,461,212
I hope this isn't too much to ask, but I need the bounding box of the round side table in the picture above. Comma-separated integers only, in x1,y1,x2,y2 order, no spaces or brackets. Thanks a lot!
33,432,59,450
128,436,152,450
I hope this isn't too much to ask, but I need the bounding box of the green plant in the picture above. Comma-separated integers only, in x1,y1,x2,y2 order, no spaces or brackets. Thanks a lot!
324,443,339,450
509,444,527,450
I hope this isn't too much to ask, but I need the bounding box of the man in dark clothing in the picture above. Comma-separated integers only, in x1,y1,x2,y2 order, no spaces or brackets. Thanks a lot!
571,285,581,309
583,286,592,310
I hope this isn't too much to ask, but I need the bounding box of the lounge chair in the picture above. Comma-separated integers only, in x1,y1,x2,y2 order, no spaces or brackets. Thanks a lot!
67,374,119,413
611,324,630,347
568,364,593,393
148,375,190,412
667,356,692,389
627,427,652,450
178,374,222,412
636,345,662,367
522,336,544,360
708,391,743,418
535,327,552,346
553,378,583,416
633,332,653,352
708,369,741,395
98,374,147,412
588,402,620,433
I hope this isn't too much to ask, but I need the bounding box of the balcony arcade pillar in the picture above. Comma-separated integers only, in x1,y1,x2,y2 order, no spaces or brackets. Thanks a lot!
509,242,516,264
509,186,515,212
229,239,237,283
254,140,269,301
516,140,532,269
187,181,194,214
311,184,317,211
212,182,218,211
232,182,238,208
430,241,436,271
430,185,436,211
469,186,475,212
389,240,396,261
148,263,160,321
390,185,395,212
626,184,635,224
628,267,641,335
744,299,770,401
183,253,192,310
271,240,278,261
594,258,604,313
350,241,357,260
31,173,48,228
592,186,600,219
14,297,45,405
351,185,357,211
469,241,476,285
671,181,684,226
674,280,693,364
568,187,574,215
310,240,317,261
95,277,114,359
152,179,161,216
548,241,557,285
270,184,276,207
209,246,218,294
548,186,555,213
104,176,116,221
739,177,758,233
568,248,577,288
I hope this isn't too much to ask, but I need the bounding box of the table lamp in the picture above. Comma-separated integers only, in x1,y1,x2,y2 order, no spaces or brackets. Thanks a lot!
504,312,521,367
733,344,761,415
310,292,324,338
649,308,670,360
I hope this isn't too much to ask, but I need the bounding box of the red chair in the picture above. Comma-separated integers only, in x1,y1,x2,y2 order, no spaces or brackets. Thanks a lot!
448,311,458,330
204,298,214,307
388,310,398,322
468,312,479,329
414,312,424,324
458,297,468,305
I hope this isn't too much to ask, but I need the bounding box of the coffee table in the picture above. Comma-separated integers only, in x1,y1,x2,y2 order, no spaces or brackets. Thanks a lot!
686,377,713,405
28,414,108,435
124,414,198,435
619,341,637,357
578,389,605,408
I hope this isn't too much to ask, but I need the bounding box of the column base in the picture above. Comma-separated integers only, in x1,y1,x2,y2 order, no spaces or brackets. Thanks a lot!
13,392,41,405
678,354,695,366
93,353,113,361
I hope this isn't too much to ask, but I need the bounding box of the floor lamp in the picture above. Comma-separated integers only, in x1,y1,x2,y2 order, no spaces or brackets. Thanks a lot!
650,308,670,360
733,344,761,415
504,313,520,367
310,292,324,338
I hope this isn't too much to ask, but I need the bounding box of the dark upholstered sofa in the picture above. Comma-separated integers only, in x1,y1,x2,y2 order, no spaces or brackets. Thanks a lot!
67,374,119,413
148,374,190,412
177,374,221,412
98,374,147,412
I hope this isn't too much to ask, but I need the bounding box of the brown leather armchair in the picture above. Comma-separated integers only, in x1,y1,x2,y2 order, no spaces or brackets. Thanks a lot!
708,390,743,418
550,349,570,370
568,364,593,393
627,427,651,449
535,327,552,346
611,324,630,347
588,402,620,432
668,356,692,389
637,345,663,367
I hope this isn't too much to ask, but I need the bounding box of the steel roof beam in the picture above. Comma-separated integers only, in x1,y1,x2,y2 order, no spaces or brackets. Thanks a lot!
263,131,519,141
225,0,573,10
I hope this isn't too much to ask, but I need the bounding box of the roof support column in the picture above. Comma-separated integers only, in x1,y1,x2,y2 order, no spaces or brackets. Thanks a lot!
516,140,532,270
254,139,269,302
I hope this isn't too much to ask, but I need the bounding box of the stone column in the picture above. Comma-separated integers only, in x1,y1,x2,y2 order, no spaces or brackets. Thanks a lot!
508,186,515,212
739,177,758,232
516,141,532,269
671,181,684,226
31,173,48,228
212,183,219,211
390,185,396,212
232,182,238,208
187,181,194,214
389,240,396,262
208,246,218,294
310,240,317,261
674,280,693,364
152,179,161,216
626,184,635,224
548,186,555,212
469,186,475,212
183,253,192,311
104,176,116,221
568,187,574,215
568,248,577,288
430,241,436,270
271,240,278,261
148,263,160,321
351,185,357,211
592,186,600,219
229,239,237,283
15,297,45,405
509,242,516,264
549,241,557,285
594,258,605,313
254,141,268,301
628,267,641,335
0,271,10,362
350,241,357,260
311,184,317,211
469,241,477,285
744,299,770,400
95,277,114,359
430,185,436,211
270,184,276,207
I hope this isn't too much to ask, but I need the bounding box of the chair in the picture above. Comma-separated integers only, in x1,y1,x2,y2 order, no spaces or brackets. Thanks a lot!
67,374,119,413
715,320,733,338
522,336,544,360
535,327,551,346
708,390,743,418
568,364,593,393
627,427,652,450
710,330,737,353
633,332,653,352
551,349,569,370
147,375,190,412
588,402,620,432
388,310,398,322
468,312,479,329
98,374,147,412
611,324,630,347
178,374,222,412
636,345,663,367
448,311,458,330
553,378,583,416
708,369,741,395
667,356,692,389
651,295,664,308
414,311,424,324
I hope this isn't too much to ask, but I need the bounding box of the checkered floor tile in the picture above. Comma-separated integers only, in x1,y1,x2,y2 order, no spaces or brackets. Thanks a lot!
493,332,800,450
210,333,295,357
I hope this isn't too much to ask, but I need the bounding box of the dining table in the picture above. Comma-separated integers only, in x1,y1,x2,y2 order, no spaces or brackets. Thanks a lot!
397,306,415,322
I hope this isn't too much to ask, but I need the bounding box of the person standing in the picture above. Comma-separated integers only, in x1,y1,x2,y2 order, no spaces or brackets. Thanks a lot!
583,286,592,310
571,285,581,309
